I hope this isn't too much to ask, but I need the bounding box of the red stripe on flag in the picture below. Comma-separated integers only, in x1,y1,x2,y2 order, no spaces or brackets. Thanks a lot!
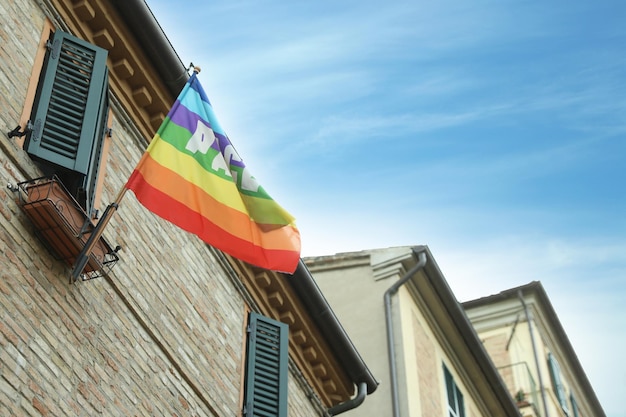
127,170,300,273
127,154,299,249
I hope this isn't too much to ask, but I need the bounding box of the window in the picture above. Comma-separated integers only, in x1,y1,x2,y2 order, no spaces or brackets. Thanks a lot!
548,352,570,416
444,365,465,417
11,26,117,279
24,29,110,218
243,312,288,417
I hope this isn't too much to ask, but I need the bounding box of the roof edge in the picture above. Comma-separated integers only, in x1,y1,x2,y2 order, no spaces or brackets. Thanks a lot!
416,247,522,417
288,260,379,395
110,0,189,98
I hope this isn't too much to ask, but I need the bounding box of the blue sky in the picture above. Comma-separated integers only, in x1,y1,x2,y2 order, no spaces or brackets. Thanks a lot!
148,0,625,415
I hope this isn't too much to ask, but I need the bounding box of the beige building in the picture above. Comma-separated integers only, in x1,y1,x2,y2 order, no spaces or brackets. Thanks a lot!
0,0,377,415
305,245,521,417
463,281,606,417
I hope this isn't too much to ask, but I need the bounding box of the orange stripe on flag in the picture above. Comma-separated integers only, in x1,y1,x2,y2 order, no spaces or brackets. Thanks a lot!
127,169,300,272
128,154,300,252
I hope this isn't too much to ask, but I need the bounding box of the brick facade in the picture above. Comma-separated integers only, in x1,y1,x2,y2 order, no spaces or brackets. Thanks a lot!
0,1,326,416
482,333,514,394
411,312,443,417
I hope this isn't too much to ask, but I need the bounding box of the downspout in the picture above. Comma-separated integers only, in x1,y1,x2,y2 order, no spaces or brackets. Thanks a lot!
328,382,367,416
288,261,379,416
384,248,427,417
518,290,550,417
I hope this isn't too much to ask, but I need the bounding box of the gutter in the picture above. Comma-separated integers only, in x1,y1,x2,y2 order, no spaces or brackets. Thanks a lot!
423,250,522,417
110,0,190,98
384,247,428,417
111,2,379,413
289,261,379,415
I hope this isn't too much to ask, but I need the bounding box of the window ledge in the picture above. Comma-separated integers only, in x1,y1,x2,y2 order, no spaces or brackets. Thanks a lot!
15,176,119,280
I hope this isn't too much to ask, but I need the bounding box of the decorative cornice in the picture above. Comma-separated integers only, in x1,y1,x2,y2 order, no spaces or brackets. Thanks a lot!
52,0,173,143
305,247,415,281
371,251,413,281
304,252,370,272
227,258,353,407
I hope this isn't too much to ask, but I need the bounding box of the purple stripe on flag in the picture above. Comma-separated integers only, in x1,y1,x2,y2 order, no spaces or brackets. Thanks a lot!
169,100,207,133
166,100,247,169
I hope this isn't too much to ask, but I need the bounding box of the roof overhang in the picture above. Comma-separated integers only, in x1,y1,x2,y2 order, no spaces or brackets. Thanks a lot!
406,246,521,417
462,281,606,416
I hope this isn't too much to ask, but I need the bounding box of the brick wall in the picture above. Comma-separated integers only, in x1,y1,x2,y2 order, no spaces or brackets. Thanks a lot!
482,332,514,395
0,1,321,416
411,312,443,417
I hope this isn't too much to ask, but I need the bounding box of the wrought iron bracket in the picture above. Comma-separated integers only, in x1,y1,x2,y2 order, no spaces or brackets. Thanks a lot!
7,122,32,139
78,218,93,238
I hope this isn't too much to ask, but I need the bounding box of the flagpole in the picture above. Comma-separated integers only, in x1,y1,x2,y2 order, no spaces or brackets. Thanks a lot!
71,66,200,281
71,186,128,281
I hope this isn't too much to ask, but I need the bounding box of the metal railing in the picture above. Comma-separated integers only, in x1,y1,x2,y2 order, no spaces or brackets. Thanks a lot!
498,361,543,417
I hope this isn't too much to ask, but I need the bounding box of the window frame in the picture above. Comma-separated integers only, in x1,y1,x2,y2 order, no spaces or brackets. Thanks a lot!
443,364,465,417
19,23,112,218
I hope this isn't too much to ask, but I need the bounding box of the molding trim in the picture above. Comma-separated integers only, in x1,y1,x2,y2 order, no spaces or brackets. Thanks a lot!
51,0,173,143
228,258,354,407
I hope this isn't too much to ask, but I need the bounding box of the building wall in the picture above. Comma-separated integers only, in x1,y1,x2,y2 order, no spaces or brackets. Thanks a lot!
398,282,499,417
464,292,604,417
307,256,391,417
407,301,442,417
0,1,321,416
308,248,517,417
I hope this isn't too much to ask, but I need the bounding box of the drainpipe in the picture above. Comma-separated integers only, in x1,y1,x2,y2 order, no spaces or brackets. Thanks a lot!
384,248,427,417
328,382,367,416
288,261,379,416
518,290,549,417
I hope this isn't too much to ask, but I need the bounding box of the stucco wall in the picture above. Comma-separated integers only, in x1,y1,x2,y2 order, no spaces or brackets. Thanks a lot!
306,258,389,417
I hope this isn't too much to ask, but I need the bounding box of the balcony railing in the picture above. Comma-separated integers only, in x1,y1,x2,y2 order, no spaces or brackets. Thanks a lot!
498,361,542,417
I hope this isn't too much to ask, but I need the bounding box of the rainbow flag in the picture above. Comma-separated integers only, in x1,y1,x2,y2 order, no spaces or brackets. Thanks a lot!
126,72,301,273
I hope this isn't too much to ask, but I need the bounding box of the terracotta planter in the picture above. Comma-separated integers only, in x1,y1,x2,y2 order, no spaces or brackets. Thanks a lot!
18,177,117,276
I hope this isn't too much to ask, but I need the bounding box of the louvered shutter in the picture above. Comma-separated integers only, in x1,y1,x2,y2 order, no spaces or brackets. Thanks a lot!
81,67,109,215
243,312,288,417
548,352,570,415
25,30,109,214
570,393,580,417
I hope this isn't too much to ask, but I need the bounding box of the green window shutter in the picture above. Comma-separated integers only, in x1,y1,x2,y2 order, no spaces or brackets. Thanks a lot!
243,312,288,417
80,69,109,215
548,352,570,415
26,30,109,215
457,387,465,417
570,393,580,417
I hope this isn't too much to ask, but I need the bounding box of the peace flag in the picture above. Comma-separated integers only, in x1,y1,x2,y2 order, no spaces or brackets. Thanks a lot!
126,72,300,273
